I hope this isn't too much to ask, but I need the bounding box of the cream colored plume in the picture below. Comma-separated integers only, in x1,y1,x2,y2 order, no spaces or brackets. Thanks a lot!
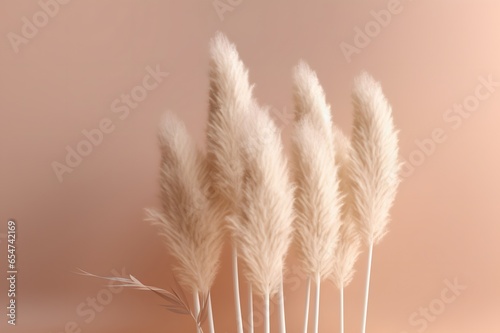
293,61,333,142
228,106,295,298
291,62,342,281
331,129,361,289
146,112,224,295
206,32,257,333
349,72,400,246
333,127,353,218
206,32,254,213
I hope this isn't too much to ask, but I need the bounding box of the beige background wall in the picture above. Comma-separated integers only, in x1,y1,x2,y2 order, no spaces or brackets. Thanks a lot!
1,1,499,332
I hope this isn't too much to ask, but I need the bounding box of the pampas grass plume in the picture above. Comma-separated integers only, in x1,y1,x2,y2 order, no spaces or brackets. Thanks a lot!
292,62,342,282
349,72,400,246
331,129,361,289
207,32,254,213
291,62,343,333
350,72,400,333
206,32,256,333
146,112,224,296
230,106,295,299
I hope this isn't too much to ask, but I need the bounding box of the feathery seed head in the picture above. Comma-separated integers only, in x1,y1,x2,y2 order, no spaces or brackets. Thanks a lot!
349,72,401,246
229,107,295,298
149,112,224,295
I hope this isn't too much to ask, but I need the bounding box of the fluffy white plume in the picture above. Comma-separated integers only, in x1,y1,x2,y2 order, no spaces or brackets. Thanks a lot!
331,129,361,289
333,127,353,217
349,72,400,246
293,61,333,142
228,107,295,298
206,32,254,214
206,33,256,333
291,62,342,282
147,112,224,295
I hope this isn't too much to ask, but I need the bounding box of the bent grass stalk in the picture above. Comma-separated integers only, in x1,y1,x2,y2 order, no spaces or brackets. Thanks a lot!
77,270,208,332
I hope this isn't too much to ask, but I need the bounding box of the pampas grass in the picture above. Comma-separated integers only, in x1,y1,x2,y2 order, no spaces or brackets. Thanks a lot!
349,72,400,333
228,105,295,333
206,32,254,333
146,113,225,333
207,32,253,210
331,129,362,333
77,270,209,332
291,62,342,333
81,33,402,333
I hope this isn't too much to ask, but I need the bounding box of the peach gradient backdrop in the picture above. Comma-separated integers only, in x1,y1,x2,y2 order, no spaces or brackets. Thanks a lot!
1,1,499,332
